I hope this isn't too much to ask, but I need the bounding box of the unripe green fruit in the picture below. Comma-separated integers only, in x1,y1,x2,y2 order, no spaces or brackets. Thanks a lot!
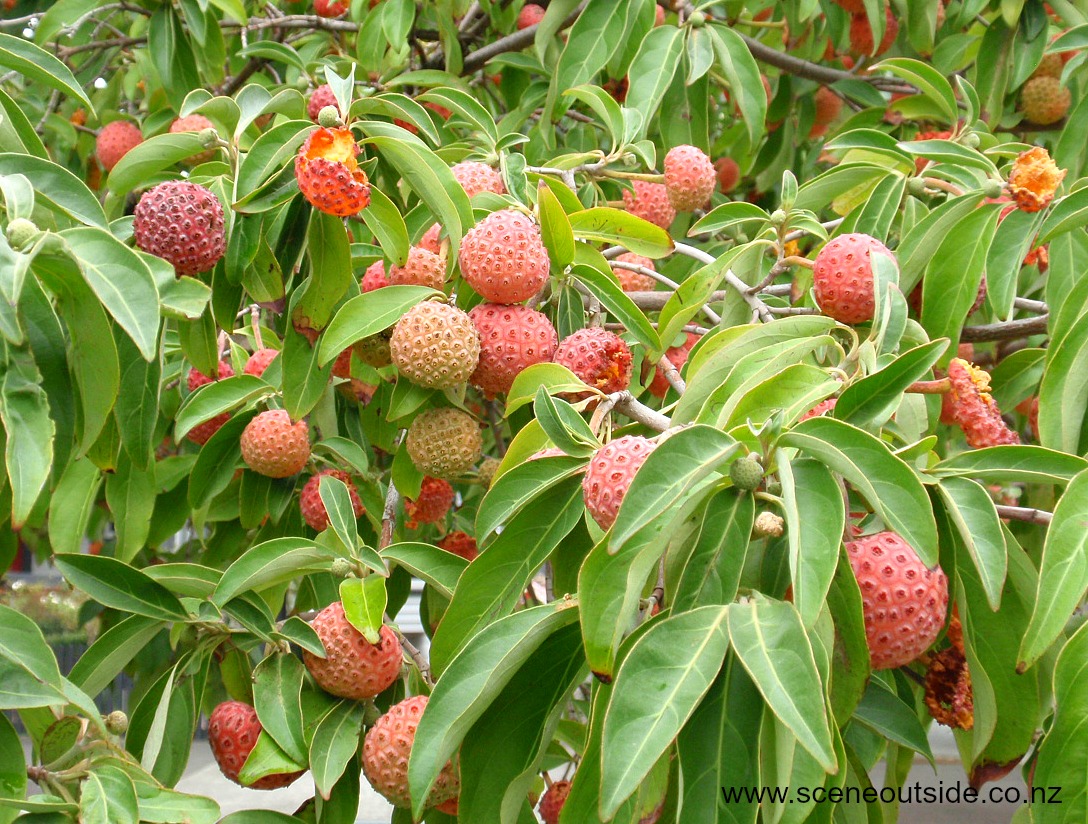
730,455,764,491
688,10,706,26
330,557,354,578
106,710,129,735
983,179,1005,199
198,127,219,148
6,218,40,252
317,105,342,128
907,177,927,197
770,209,787,227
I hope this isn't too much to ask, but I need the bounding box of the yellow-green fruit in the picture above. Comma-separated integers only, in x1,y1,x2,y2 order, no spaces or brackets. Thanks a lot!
729,456,764,491
406,407,482,478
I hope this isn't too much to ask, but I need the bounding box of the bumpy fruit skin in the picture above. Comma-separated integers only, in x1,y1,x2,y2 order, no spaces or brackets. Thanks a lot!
754,511,785,539
363,696,459,809
404,476,455,528
799,397,837,421
169,114,216,164
419,223,443,254
663,145,716,211
583,435,657,530
208,701,304,790
187,360,234,391
95,120,143,171
295,127,370,216
300,469,364,531
355,330,392,368
469,303,558,396
715,157,740,194
729,456,764,491
240,410,310,478
553,328,633,399
451,161,506,198
304,602,402,700
1031,53,1064,80
813,233,897,324
307,84,339,122
611,253,656,292
390,302,480,389
810,86,843,138
622,180,676,230
944,358,1021,448
314,0,347,17
647,332,697,398
406,407,482,478
1008,146,1066,212
517,3,545,29
846,531,949,670
849,6,899,57
134,181,225,276
1019,76,1071,125
243,348,279,377
188,415,230,446
361,260,389,292
459,210,551,304
539,780,571,824
6,218,39,252
438,530,478,561
388,246,446,290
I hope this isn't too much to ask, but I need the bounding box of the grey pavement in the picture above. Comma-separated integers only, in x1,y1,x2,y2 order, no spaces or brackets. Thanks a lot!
21,727,1024,823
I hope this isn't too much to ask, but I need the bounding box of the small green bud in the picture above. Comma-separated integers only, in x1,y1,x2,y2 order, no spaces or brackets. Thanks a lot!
6,218,39,253
317,105,343,129
197,127,219,148
729,455,764,492
907,177,928,197
962,132,981,149
688,10,706,27
106,711,129,735
331,557,354,579
770,209,787,227
983,179,1006,199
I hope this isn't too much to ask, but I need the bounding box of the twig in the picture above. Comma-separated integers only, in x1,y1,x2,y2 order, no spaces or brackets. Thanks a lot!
387,613,433,686
960,315,1048,342
461,2,586,73
995,505,1052,526
380,431,406,550
657,354,686,394
594,390,671,432
487,400,507,457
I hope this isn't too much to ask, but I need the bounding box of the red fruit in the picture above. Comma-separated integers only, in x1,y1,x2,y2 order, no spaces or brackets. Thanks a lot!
208,701,304,789
654,4,666,26
812,233,897,324
451,161,506,198
240,410,310,478
134,181,225,276
944,358,1021,448
388,245,446,290
95,120,142,172
294,127,370,216
648,332,697,398
187,414,230,446
539,780,571,824
811,87,843,137
406,407,482,478
300,469,364,531
715,157,740,194
553,327,633,399
516,3,545,29
663,145,716,212
389,301,481,389
404,476,455,528
622,180,676,230
610,253,656,292
304,602,402,699
169,114,216,164
307,84,340,123
332,347,355,380
314,0,347,17
845,531,949,669
243,348,279,377
1008,146,1066,213
419,223,443,254
469,303,558,396
362,696,459,809
799,397,837,422
187,360,234,391
583,435,657,530
1020,75,1072,125
361,260,389,292
459,210,551,304
849,6,899,57
437,530,478,561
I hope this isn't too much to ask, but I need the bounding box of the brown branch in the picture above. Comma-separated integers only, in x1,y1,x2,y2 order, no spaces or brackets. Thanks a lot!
995,505,1052,526
906,378,950,394
461,2,585,73
595,390,671,432
960,314,1048,342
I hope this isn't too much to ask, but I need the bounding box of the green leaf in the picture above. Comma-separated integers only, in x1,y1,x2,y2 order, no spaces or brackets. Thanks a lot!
0,155,107,229
53,555,187,621
601,605,730,817
1039,311,1088,454
537,182,576,268
897,193,985,292
707,25,767,144
568,208,674,258
318,286,439,365
114,330,160,470
0,714,26,824
532,387,599,458
551,0,639,116
780,457,845,628
569,263,660,353
476,454,587,541
1031,620,1088,823
148,6,201,112
68,615,164,697
931,445,1087,486
625,26,684,141
853,679,934,763
0,349,54,526
214,538,336,606
136,787,220,824
417,87,499,147
727,598,836,772
671,488,753,614
563,86,625,151
780,417,938,566
79,766,138,824
505,362,591,415
236,731,305,787
310,700,366,800
186,410,251,509
339,576,386,645
104,133,208,197
104,455,156,562
690,201,770,236
430,477,584,675
359,184,410,266
381,542,467,598
253,653,307,765
1018,467,1088,669
936,477,1007,610
409,603,580,819
174,375,275,440
0,33,93,111
833,339,949,428
46,459,101,558
296,209,353,332
0,605,64,696
872,57,958,126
